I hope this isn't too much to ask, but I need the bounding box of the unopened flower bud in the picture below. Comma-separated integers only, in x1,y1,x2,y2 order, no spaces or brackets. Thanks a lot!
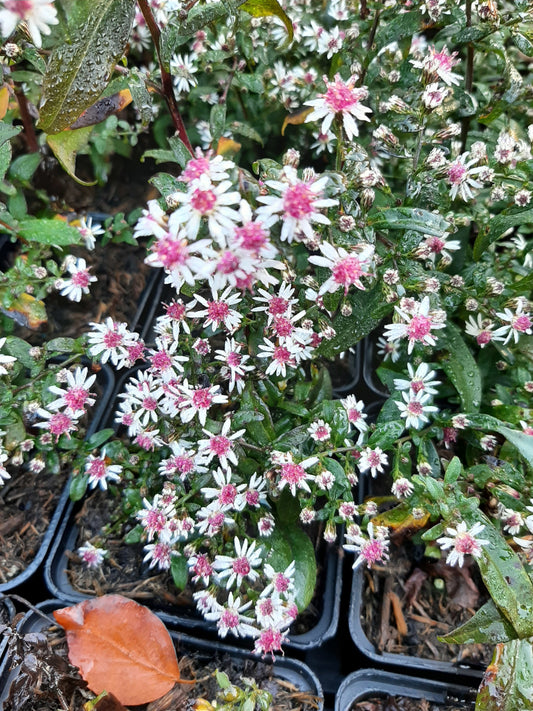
360,188,375,210
341,303,352,317
283,148,300,168
338,215,356,232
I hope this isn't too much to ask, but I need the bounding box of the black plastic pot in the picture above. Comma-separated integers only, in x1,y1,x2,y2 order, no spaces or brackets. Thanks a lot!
335,669,477,711
0,597,16,668
0,599,324,709
0,363,115,594
347,475,485,682
44,501,343,651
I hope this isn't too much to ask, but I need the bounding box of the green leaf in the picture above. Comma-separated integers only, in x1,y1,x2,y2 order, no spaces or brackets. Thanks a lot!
149,172,181,199
439,322,482,412
468,414,533,468
443,456,462,485
440,599,518,646
86,428,115,449
124,524,143,544
168,135,194,168
38,0,136,133
46,126,96,185
473,207,533,260
127,68,153,128
0,142,11,184
374,11,421,53
368,420,405,449
209,103,227,145
44,338,77,354
241,381,275,444
70,474,89,501
0,123,22,147
170,555,188,591
267,525,316,611
3,337,34,368
18,218,83,247
467,510,533,639
369,207,450,238
8,153,41,183
475,640,533,711
240,0,294,47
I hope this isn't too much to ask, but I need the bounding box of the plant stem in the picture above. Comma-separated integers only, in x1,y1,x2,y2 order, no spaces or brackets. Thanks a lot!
136,0,193,155
0,593,55,623
13,84,39,154
359,10,381,85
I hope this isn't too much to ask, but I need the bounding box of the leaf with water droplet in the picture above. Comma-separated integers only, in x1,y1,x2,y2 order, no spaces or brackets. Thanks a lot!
38,0,136,134
439,322,482,413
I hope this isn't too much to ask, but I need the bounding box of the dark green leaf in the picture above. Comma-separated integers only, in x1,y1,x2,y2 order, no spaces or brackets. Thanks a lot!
475,640,533,711
369,207,450,237
8,153,41,182
473,207,533,260
440,599,518,645
168,136,194,167
45,337,77,353
266,525,316,611
70,474,89,501
170,555,189,591
86,428,115,449
38,0,136,133
209,103,227,144
468,414,533,468
368,420,405,449
18,218,83,247
124,524,143,544
439,322,482,412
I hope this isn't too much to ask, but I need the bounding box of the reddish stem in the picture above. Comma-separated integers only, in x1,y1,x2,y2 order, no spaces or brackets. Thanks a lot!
14,84,39,153
136,0,193,155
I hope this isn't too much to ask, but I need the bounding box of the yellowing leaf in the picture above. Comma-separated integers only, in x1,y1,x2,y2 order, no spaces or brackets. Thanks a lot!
69,90,133,130
46,126,96,186
240,0,293,47
54,595,184,706
281,107,313,136
0,85,10,120
1,293,47,330
216,136,242,156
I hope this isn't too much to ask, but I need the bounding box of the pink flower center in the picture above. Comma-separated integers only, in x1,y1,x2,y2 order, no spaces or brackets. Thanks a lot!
454,533,476,555
142,396,158,411
217,251,240,274
258,598,274,616
219,483,237,505
361,539,386,564
194,554,213,577
477,330,491,345
208,511,225,530
283,182,315,219
103,330,123,348
407,315,433,341
236,222,268,252
151,351,172,370
207,301,230,323
191,187,217,214
274,573,290,593
64,387,90,411
406,400,424,416
5,0,32,17
88,458,106,479
227,352,241,368
314,426,330,440
192,388,213,409
233,556,251,576
367,451,382,467
324,80,358,112
427,237,445,253
348,408,361,422
71,270,91,288
269,296,289,316
513,315,532,332
447,163,466,185
332,256,364,288
47,412,74,438
220,609,239,628
144,510,166,532
210,435,231,456
174,455,194,475
246,490,260,506
182,157,209,182
166,301,186,320
154,236,188,269
273,316,294,337
273,345,292,364
151,542,171,566
410,380,425,394
257,628,283,654
280,462,306,485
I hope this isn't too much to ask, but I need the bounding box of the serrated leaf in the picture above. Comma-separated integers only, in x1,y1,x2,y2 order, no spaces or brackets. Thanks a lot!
241,0,293,46
18,217,83,246
440,599,518,645
47,126,96,185
38,0,136,134
439,322,481,412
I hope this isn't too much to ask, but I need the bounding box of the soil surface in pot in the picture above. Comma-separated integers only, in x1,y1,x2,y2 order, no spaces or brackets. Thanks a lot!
350,694,476,710
3,619,322,711
361,542,492,668
65,489,329,638
0,468,69,584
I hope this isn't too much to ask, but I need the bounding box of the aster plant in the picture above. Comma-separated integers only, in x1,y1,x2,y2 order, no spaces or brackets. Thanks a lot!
1,0,533,704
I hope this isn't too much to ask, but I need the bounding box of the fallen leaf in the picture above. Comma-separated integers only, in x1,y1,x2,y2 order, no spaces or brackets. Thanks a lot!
70,90,133,130
281,107,313,136
54,595,182,706
403,567,428,607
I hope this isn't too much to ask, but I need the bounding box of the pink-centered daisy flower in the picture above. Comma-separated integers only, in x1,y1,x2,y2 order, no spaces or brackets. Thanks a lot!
309,241,375,295
203,592,254,639
493,303,533,344
58,257,97,302
177,380,228,426
188,286,243,333
87,318,138,368
198,418,246,470
436,521,489,567
168,173,241,245
35,408,78,442
411,45,462,86
201,467,247,512
384,296,446,354
358,446,388,477
0,0,58,48
305,74,372,140
446,153,485,201
343,522,390,569
213,536,263,590
256,166,337,244
85,449,123,491
46,366,96,417
276,453,318,496
464,314,495,348
77,542,107,568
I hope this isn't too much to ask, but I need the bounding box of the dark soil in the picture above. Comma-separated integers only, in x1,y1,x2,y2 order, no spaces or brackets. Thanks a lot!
0,468,69,584
350,694,476,710
2,619,322,711
63,489,328,639
361,542,492,668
